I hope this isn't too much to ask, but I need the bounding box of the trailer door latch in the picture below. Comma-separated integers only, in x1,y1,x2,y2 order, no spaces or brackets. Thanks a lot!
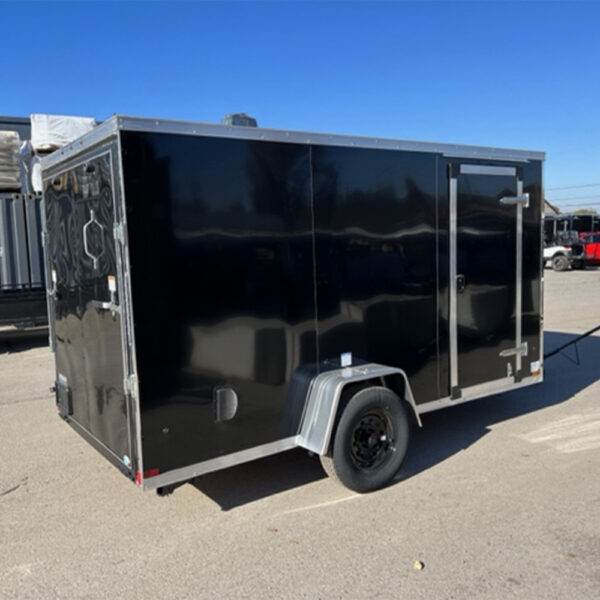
123,374,138,396
113,222,126,245
499,193,530,207
499,342,528,358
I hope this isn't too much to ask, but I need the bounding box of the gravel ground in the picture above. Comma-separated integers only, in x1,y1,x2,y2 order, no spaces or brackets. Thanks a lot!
1,267,599,599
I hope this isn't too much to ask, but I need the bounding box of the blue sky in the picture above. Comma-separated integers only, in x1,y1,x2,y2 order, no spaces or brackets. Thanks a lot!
4,1,599,210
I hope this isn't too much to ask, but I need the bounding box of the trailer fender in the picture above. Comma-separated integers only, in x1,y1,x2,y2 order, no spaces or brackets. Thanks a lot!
297,363,421,456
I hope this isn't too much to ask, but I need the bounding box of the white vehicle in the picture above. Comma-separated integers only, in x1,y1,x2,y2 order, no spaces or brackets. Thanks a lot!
543,245,572,271
543,242,586,271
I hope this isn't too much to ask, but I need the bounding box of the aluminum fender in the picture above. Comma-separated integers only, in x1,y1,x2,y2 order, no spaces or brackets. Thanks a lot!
297,363,421,456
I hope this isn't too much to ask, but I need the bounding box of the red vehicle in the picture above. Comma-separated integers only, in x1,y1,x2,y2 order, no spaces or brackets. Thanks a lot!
583,233,600,265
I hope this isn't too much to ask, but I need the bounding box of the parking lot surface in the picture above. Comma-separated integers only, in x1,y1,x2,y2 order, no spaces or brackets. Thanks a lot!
1,268,599,599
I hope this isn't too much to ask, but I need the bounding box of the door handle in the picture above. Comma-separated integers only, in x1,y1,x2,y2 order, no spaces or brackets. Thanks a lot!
457,274,466,294
499,193,529,207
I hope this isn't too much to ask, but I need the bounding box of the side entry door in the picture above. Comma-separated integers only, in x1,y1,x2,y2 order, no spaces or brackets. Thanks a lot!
448,163,529,397
43,146,133,471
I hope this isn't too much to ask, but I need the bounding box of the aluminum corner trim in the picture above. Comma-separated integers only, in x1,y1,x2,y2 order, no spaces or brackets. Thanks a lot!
40,117,120,173
114,115,545,161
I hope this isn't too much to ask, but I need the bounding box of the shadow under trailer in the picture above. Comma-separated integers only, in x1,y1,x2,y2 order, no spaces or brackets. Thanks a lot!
42,116,544,494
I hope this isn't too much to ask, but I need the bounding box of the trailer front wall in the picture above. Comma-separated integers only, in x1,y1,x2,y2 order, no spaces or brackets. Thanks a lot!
44,149,129,464
121,132,318,475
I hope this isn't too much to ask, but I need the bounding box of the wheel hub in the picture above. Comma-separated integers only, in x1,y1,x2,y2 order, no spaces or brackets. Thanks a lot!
350,411,394,469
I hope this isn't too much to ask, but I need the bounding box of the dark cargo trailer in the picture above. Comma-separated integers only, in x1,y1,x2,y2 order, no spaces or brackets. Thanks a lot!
42,116,545,493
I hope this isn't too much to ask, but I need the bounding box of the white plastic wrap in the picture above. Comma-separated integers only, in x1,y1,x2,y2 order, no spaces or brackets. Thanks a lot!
30,155,43,193
30,113,96,151
0,130,21,190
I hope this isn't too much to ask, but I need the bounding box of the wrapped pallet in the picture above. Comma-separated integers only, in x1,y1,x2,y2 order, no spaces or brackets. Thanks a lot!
30,113,96,152
0,131,21,190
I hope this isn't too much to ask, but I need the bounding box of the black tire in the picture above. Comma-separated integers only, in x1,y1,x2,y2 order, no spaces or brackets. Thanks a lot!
319,454,340,484
552,254,570,272
321,386,410,493
571,259,585,270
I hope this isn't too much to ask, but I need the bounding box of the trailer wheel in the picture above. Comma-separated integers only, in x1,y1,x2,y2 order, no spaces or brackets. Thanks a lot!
552,254,570,271
320,387,410,493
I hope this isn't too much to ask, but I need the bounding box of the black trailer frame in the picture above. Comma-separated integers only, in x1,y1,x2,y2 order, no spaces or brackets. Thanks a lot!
42,116,545,492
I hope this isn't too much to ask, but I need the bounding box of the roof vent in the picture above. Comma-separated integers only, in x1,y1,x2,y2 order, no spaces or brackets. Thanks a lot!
221,113,258,127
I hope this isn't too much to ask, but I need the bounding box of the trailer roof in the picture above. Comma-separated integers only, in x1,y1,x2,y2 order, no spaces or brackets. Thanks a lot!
42,114,546,171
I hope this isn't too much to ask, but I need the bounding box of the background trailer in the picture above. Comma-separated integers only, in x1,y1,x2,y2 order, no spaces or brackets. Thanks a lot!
0,116,45,327
0,114,96,328
42,116,544,493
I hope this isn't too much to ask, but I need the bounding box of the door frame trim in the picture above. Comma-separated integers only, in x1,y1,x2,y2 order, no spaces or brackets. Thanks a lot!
460,164,517,177
515,179,524,379
449,164,524,395
449,176,459,395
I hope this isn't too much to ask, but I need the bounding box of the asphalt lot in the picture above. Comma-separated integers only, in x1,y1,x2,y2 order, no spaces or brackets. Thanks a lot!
1,268,599,599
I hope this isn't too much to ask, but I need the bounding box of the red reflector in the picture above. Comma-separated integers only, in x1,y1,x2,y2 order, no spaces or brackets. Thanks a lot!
136,468,159,485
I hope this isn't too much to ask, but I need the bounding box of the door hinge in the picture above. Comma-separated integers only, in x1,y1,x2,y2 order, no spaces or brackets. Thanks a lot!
499,193,529,207
123,374,138,396
113,222,126,245
499,342,528,358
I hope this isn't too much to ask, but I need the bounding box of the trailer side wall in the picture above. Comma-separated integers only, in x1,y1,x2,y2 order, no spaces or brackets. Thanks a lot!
311,146,441,403
121,131,318,475
120,129,543,480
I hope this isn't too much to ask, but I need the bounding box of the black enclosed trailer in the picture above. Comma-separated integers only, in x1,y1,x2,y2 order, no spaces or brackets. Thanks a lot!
41,116,544,493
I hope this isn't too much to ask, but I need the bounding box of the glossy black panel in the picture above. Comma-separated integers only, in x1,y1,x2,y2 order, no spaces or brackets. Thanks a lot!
455,171,517,387
44,150,128,461
521,161,543,375
438,160,543,392
311,146,440,404
120,132,317,475
45,123,545,486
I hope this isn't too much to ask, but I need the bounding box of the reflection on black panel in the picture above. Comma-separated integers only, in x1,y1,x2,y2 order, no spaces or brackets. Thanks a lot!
520,161,543,378
455,174,517,388
44,152,128,460
312,146,439,404
121,132,317,474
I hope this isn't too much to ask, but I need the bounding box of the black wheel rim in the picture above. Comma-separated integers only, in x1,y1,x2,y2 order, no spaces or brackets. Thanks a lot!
349,409,395,470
